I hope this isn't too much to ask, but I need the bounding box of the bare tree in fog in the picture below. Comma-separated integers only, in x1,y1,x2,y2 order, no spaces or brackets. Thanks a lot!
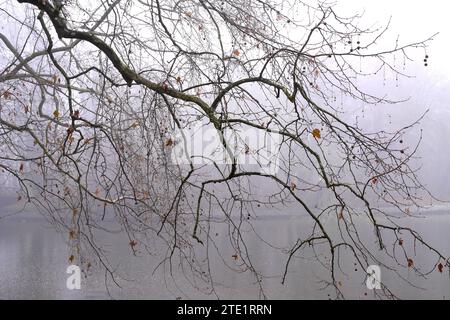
0,0,448,298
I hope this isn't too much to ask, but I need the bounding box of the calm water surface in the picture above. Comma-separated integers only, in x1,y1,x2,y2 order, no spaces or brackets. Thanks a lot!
1,208,450,299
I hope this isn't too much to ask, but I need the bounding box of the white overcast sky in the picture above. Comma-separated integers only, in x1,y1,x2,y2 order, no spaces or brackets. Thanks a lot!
338,0,450,80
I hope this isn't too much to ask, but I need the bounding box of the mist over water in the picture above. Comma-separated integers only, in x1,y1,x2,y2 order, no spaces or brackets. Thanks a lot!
1,207,450,299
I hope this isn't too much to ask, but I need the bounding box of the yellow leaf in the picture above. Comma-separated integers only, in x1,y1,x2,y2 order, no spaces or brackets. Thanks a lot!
131,121,140,128
53,110,60,118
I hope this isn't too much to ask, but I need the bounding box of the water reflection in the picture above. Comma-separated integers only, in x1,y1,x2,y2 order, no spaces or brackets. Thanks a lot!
0,212,450,299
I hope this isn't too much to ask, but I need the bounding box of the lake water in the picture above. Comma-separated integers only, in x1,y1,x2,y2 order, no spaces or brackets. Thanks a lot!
1,208,450,300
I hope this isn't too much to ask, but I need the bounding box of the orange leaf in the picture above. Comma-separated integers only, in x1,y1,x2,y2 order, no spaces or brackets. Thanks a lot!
290,182,297,191
232,49,240,56
407,258,414,268
129,240,138,248
1,90,12,99
232,254,238,260
398,239,403,246
438,263,444,273
165,138,174,147
69,255,75,263
312,128,321,139
53,110,60,118
64,186,71,195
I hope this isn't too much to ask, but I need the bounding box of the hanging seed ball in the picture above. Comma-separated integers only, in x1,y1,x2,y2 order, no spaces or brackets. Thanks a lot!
328,54,332,58
357,41,360,45
348,41,352,44
400,140,403,144
425,55,429,59
425,63,428,67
